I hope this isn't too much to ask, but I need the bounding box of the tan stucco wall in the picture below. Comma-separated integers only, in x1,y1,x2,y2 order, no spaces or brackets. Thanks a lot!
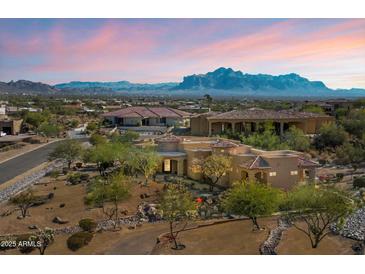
124,117,142,126
262,156,299,189
191,116,209,136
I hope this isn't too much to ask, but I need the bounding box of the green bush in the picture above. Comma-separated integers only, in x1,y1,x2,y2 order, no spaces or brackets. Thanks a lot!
353,176,365,189
67,232,94,251
80,173,90,181
67,173,90,185
79,218,97,232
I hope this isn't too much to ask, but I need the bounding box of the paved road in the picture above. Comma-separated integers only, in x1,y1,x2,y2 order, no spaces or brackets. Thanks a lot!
0,141,62,185
105,223,168,255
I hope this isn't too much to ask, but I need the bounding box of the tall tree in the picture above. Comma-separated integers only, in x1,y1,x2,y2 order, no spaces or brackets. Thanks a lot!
335,142,364,178
223,181,283,230
313,123,348,151
202,154,232,191
159,184,197,250
86,173,130,230
284,126,310,152
49,139,83,168
284,185,355,248
129,148,160,185
203,94,213,108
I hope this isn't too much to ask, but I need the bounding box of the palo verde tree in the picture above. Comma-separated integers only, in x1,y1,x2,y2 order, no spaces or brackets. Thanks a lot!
284,185,355,248
89,133,107,146
283,126,310,152
202,154,232,192
241,122,288,151
313,122,348,151
10,190,38,218
49,139,83,169
29,227,55,255
159,184,197,250
85,172,130,230
129,148,160,186
223,181,283,230
84,142,124,176
335,142,365,178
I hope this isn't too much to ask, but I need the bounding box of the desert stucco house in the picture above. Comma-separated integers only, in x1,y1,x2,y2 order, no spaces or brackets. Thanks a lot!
155,135,319,190
191,108,334,136
102,106,192,127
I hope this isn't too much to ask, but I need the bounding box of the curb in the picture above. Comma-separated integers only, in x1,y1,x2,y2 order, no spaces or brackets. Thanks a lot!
0,139,61,165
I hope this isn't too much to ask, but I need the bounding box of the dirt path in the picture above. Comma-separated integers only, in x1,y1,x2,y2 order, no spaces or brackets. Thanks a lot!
105,223,168,255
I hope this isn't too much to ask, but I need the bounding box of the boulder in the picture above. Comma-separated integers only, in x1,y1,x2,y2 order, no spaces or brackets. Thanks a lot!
52,216,69,224
28,225,38,230
59,203,66,208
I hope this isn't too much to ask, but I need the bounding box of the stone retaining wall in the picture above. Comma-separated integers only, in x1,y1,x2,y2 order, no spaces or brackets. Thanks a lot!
259,217,291,255
0,160,64,203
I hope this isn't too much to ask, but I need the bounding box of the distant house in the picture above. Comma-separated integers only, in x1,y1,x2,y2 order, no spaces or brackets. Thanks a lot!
155,135,319,190
0,105,6,118
102,107,192,127
191,108,334,136
0,118,23,135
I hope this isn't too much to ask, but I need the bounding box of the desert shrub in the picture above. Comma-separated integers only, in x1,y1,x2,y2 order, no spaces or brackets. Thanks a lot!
66,232,94,251
67,173,89,185
79,218,97,232
353,176,365,189
16,234,35,254
80,173,90,181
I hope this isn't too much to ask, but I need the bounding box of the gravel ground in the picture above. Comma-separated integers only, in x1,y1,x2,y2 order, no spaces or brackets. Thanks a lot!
331,207,365,241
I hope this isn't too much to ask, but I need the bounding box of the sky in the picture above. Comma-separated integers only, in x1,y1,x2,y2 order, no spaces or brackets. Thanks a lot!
0,18,364,89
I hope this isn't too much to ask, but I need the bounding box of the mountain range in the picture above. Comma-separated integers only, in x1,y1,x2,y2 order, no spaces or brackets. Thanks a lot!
1,67,364,98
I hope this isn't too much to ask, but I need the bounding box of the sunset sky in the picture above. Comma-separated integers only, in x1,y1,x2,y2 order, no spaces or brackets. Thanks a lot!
0,18,364,88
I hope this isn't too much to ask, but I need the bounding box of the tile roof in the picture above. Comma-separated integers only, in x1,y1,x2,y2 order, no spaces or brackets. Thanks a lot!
102,107,192,118
297,157,320,168
207,108,330,120
239,156,271,170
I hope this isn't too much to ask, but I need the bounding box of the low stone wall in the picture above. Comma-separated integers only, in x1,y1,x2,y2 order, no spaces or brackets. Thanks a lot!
0,160,64,203
259,217,291,255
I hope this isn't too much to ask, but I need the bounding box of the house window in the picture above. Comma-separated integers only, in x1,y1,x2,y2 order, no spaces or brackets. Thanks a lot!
290,170,298,175
269,172,277,177
164,159,171,172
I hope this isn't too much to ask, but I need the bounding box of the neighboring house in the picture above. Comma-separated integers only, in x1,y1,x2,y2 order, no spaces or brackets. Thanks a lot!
191,108,334,136
102,107,192,127
155,135,319,190
0,118,23,135
0,105,6,119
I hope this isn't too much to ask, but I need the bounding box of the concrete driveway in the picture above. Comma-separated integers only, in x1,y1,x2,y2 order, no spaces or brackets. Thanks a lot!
105,223,168,255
